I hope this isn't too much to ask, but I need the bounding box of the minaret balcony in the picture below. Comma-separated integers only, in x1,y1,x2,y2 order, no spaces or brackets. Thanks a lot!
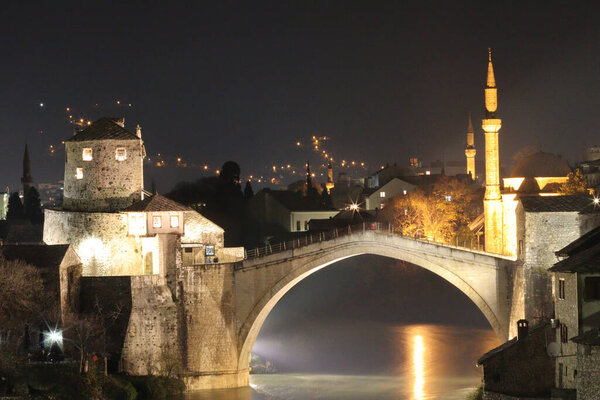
482,119,502,133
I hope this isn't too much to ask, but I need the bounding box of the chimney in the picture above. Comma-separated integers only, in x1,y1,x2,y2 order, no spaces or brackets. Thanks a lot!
136,124,142,138
517,319,529,340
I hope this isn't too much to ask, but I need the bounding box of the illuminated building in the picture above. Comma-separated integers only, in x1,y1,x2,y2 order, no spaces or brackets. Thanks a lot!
43,117,241,276
465,113,476,180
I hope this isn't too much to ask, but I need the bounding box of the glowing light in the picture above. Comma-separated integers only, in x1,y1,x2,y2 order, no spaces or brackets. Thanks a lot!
44,329,63,349
593,196,600,208
39,102,44,107
66,107,70,112
413,335,425,400
349,203,359,211
296,142,301,146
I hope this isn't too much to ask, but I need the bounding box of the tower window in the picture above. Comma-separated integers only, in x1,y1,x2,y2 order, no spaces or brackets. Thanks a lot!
75,168,83,180
170,216,179,228
82,148,93,161
560,324,568,343
115,148,127,161
152,216,162,228
558,278,566,300
380,191,386,198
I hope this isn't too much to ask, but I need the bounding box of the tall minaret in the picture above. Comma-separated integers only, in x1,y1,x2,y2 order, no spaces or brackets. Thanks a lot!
465,113,476,180
325,159,335,194
21,143,34,196
482,48,503,254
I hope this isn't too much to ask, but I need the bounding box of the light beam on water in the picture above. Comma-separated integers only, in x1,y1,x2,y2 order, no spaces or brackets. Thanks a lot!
413,334,425,400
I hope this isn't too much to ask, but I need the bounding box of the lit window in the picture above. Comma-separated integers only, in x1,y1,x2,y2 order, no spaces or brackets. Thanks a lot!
558,279,566,300
380,191,386,198
116,147,127,161
445,195,452,202
170,216,179,228
153,216,162,228
205,245,215,256
75,168,83,180
403,190,407,195
425,170,431,175
82,148,93,161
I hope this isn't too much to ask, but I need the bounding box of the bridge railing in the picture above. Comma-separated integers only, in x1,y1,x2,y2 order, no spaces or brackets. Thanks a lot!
244,222,483,260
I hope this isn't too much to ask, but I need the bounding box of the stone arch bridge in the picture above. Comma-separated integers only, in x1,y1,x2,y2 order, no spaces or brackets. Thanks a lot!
118,224,518,390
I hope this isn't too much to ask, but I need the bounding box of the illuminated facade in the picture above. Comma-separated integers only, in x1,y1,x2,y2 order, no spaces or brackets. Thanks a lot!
482,49,504,254
465,113,476,180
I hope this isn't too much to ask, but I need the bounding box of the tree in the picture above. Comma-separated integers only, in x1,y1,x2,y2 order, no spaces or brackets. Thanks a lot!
320,189,333,209
560,168,588,195
244,181,254,199
384,177,476,243
6,192,24,220
23,187,43,224
0,256,48,348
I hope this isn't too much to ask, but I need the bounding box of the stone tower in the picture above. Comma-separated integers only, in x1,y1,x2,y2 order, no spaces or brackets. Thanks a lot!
325,159,335,194
21,143,33,196
62,117,145,212
465,113,476,180
482,49,503,253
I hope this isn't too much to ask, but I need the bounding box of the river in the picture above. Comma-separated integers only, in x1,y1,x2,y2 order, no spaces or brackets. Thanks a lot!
186,321,499,400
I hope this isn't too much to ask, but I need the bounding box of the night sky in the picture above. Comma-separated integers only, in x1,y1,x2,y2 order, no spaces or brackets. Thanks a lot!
2,1,600,193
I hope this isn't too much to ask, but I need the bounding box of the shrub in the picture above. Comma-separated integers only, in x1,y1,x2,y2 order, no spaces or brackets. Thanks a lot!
466,385,483,400
102,375,138,400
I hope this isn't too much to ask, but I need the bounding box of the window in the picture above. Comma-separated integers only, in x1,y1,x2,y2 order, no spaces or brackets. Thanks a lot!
425,170,431,175
115,147,127,161
152,216,162,228
445,195,452,202
558,278,566,300
584,277,600,301
380,191,386,198
561,324,568,343
75,168,83,180
403,190,407,195
205,245,215,256
304,221,309,230
170,216,179,228
82,148,93,161
296,220,301,231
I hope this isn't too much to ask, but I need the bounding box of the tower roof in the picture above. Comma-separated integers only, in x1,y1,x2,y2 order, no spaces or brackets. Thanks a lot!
123,194,190,212
486,48,496,88
467,113,473,133
66,117,140,142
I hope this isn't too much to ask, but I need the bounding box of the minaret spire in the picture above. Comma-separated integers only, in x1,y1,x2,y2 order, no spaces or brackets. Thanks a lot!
482,48,503,254
465,113,476,180
325,158,335,194
21,143,34,197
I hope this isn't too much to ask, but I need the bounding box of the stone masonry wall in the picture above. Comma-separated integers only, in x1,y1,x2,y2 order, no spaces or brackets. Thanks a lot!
523,212,581,323
481,324,555,397
44,209,143,276
554,272,578,390
121,275,178,375
178,263,241,389
63,139,144,212
576,345,600,400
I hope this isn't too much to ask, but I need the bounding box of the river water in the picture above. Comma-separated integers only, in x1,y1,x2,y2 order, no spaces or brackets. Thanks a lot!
186,321,499,400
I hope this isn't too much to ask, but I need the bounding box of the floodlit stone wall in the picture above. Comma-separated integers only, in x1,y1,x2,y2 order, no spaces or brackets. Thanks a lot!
178,263,243,390
44,209,143,276
120,275,178,375
523,212,581,322
63,139,144,212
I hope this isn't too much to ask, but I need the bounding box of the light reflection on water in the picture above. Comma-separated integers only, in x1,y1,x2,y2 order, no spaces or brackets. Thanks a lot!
186,323,499,400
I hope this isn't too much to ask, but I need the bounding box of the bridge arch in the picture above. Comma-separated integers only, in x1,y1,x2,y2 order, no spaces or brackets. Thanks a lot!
236,235,510,372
